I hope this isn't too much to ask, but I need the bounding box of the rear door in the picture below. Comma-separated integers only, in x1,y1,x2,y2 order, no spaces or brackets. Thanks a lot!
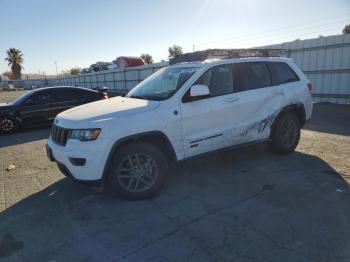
45,89,72,119
227,61,285,144
49,89,100,117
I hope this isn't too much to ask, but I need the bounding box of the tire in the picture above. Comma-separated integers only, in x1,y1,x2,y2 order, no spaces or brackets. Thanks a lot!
0,116,18,135
269,112,301,154
107,142,168,200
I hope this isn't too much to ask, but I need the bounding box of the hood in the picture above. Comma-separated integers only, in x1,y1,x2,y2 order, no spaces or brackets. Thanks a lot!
0,102,14,111
56,96,159,127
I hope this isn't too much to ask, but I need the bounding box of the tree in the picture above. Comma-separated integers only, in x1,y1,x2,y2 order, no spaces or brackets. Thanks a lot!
70,67,81,75
168,45,183,58
343,24,350,34
140,53,153,64
2,71,13,80
5,48,23,80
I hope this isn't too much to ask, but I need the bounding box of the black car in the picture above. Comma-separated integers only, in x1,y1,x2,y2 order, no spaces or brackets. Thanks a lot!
0,86,108,134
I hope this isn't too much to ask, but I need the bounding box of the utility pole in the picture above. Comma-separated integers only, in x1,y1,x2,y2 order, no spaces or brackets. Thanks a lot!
193,44,195,52
54,61,58,76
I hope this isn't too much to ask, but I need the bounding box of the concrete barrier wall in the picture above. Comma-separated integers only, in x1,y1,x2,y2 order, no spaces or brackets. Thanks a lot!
45,62,168,94
0,62,167,95
260,34,350,104
1,34,349,103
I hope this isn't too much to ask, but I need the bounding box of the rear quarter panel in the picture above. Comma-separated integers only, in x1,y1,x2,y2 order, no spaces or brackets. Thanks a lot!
285,60,313,121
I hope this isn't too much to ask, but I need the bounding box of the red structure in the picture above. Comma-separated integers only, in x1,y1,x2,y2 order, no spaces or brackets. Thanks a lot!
116,56,145,69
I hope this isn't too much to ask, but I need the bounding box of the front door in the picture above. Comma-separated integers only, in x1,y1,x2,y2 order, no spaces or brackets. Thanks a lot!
180,64,237,158
18,91,55,126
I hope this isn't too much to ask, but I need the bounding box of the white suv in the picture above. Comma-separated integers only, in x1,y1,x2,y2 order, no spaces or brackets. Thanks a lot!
46,55,313,199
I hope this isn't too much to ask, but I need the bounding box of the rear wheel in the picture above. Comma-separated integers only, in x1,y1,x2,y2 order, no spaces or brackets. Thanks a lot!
269,112,300,154
107,142,168,200
0,116,18,135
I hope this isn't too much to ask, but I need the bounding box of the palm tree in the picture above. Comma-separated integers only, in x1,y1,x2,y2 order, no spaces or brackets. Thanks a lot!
5,48,24,80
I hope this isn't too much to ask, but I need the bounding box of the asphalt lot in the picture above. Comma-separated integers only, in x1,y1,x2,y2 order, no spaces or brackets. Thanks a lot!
0,91,350,261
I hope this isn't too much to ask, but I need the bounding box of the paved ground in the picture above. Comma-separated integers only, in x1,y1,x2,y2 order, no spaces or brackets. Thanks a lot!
0,90,27,103
0,91,350,261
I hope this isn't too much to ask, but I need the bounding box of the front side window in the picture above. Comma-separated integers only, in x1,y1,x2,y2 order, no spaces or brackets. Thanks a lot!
195,64,234,97
127,67,198,101
25,92,52,105
267,62,299,85
235,62,271,92
12,91,34,105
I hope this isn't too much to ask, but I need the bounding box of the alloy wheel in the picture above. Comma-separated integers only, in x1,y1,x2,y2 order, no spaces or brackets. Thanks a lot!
280,119,298,148
0,118,14,132
117,153,158,193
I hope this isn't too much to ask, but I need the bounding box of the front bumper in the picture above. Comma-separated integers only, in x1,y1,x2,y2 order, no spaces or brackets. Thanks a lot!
46,136,111,182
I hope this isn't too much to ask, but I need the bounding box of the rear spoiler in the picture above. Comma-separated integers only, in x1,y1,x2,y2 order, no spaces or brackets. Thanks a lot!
92,86,108,92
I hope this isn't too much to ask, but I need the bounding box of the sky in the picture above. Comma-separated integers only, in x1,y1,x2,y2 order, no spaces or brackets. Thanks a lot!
0,0,349,75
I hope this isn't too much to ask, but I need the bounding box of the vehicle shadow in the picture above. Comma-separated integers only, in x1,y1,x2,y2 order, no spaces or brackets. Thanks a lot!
303,103,350,136
0,145,349,261
0,126,51,148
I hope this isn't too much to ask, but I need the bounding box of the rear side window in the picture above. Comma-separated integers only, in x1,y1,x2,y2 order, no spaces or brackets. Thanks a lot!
50,90,76,102
53,89,98,102
267,62,299,85
234,62,271,92
195,64,234,97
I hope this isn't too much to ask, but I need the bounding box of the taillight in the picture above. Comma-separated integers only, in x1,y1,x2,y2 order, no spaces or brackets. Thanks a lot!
307,83,313,93
100,92,108,99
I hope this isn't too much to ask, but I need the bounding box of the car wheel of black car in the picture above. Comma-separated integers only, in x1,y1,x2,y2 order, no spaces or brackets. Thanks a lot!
269,112,301,154
108,142,167,200
0,116,18,134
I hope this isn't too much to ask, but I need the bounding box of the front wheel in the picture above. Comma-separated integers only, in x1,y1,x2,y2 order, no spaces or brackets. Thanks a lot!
0,116,18,135
107,142,168,200
269,112,301,154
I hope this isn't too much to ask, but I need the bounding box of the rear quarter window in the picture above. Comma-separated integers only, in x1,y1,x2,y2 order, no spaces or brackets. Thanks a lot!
76,89,99,101
64,89,98,102
267,62,299,85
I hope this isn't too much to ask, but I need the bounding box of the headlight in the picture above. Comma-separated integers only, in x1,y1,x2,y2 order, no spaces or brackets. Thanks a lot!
70,128,101,141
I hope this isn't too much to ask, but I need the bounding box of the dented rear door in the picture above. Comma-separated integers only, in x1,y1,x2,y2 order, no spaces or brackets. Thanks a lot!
226,62,285,145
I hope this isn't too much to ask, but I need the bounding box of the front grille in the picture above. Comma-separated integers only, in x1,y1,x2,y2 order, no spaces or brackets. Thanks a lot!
51,124,71,146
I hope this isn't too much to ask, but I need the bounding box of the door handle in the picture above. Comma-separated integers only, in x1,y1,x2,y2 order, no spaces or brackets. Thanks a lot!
226,97,239,103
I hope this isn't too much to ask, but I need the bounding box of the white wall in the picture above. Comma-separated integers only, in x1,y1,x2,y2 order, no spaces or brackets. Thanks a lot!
259,34,350,104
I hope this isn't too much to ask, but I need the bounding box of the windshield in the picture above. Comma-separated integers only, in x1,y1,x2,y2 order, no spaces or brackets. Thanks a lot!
12,90,35,105
127,66,198,101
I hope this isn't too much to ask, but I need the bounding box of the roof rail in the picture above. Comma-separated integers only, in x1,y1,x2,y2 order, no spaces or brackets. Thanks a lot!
169,48,288,65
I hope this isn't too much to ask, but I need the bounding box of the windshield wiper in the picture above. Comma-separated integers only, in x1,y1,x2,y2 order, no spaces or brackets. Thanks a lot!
128,95,164,101
128,95,146,100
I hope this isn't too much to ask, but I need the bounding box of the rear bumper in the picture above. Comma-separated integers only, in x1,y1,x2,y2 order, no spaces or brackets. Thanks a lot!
46,136,111,181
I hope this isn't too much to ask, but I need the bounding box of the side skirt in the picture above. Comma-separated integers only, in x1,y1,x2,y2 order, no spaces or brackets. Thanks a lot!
180,138,271,162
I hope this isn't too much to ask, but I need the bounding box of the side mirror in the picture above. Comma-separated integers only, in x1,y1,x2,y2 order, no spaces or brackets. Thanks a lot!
190,85,210,97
